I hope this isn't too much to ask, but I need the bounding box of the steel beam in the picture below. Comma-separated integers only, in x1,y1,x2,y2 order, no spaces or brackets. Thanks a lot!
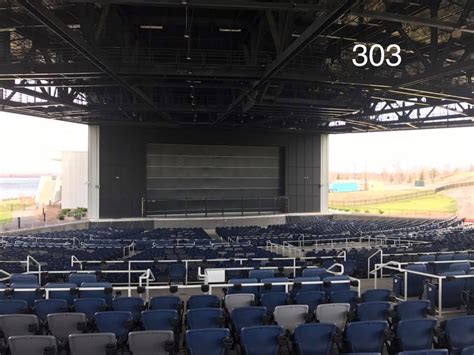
16,0,175,123
210,0,360,126
351,9,474,34
66,0,325,12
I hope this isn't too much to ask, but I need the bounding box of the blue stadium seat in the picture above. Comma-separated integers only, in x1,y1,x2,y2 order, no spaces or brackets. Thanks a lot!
345,321,388,353
68,273,97,286
398,351,448,355
323,276,350,297
260,278,288,294
291,277,321,296
227,278,259,297
427,271,465,308
249,269,275,281
80,282,113,306
73,298,107,321
10,283,42,307
444,315,474,355
149,296,182,311
356,302,390,321
436,254,454,274
450,262,471,274
9,274,38,284
302,268,329,278
187,294,220,309
330,290,358,309
186,328,232,355
95,311,133,340
260,292,289,312
294,323,337,355
141,309,179,332
394,300,431,321
168,263,186,284
240,325,283,355
295,291,326,313
362,289,392,302
461,345,474,355
45,283,77,306
393,264,427,299
186,308,225,329
231,306,267,336
0,300,28,315
33,299,68,322
112,297,145,321
395,318,437,352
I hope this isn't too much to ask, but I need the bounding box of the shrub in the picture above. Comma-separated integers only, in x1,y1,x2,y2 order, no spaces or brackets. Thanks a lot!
365,210,370,213
378,209,384,214
58,214,65,220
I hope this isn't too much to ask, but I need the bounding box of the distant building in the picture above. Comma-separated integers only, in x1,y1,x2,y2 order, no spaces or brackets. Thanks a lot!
329,181,360,193
35,176,60,205
61,151,87,209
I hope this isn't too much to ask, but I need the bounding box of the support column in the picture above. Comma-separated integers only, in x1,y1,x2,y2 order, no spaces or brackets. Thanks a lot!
320,134,329,212
87,125,100,219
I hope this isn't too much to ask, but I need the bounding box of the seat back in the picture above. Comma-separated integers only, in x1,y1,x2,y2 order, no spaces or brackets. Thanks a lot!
315,303,350,330
330,290,358,308
295,291,325,313
445,315,474,354
436,254,454,274
397,318,437,351
322,276,350,296
68,273,97,286
69,333,117,355
399,351,448,355
73,298,107,321
427,271,465,308
186,328,230,355
240,325,282,355
230,306,267,335
273,305,308,333
168,263,186,283
260,278,288,294
362,289,391,302
292,277,321,296
80,282,113,306
149,296,181,311
47,312,87,341
34,299,68,322
141,310,179,331
0,314,39,339
186,308,224,330
393,264,426,298
187,294,220,309
450,262,471,274
128,330,174,355
227,278,259,296
112,297,144,320
302,268,329,278
356,302,390,321
345,320,388,353
224,293,254,313
249,269,274,281
95,311,132,338
294,323,336,355
45,283,77,306
10,283,42,307
0,300,28,315
10,274,38,284
8,335,57,355
395,300,430,321
260,292,288,313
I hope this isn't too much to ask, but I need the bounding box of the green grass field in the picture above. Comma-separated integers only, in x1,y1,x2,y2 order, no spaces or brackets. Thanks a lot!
0,199,32,225
331,193,457,214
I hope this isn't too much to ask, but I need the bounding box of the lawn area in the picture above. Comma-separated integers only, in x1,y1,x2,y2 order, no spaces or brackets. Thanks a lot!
331,193,457,214
0,198,33,225
329,189,421,204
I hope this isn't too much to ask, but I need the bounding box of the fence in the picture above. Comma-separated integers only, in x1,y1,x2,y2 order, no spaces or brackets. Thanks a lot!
330,180,474,207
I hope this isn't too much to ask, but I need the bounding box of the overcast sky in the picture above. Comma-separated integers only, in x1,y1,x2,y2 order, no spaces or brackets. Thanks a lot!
0,112,87,175
0,112,473,175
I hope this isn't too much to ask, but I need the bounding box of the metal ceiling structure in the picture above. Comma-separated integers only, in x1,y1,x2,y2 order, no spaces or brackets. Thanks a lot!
0,0,472,132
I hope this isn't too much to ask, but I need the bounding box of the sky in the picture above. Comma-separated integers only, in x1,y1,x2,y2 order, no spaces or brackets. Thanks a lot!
0,112,88,175
0,112,474,175
329,127,474,173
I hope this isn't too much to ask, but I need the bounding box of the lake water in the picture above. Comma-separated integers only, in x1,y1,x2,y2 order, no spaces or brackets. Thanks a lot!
0,177,39,200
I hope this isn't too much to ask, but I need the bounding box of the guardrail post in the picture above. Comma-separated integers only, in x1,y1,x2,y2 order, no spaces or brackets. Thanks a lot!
185,260,189,285
141,196,145,217
185,198,188,217
241,197,244,216
205,198,208,217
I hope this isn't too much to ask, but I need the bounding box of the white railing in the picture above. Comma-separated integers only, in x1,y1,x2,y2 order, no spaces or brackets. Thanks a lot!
372,259,474,317
26,255,42,285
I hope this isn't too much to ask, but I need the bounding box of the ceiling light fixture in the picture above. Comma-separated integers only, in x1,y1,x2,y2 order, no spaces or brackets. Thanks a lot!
140,25,163,30
219,28,241,33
